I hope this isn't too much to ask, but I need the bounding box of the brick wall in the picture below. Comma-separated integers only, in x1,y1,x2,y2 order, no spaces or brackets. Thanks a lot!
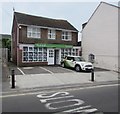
19,26,78,46
11,16,18,65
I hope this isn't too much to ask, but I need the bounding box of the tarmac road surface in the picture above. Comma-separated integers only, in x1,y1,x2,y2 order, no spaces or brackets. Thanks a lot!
2,83,119,113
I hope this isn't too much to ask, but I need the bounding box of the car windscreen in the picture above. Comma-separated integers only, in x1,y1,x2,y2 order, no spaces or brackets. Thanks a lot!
74,57,85,61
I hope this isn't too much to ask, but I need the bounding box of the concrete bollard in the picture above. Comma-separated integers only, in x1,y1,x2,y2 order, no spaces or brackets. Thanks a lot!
11,69,15,88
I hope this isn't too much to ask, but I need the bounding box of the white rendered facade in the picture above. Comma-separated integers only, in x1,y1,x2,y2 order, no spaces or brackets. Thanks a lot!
82,2,119,71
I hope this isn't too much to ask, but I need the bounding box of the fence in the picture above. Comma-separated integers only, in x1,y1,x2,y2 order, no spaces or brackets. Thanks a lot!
2,48,8,63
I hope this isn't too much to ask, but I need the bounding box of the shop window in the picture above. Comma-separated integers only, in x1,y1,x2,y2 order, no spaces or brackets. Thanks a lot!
22,46,47,62
34,52,38,61
61,48,79,59
23,52,28,56
23,57,28,61
34,47,38,52
29,52,33,62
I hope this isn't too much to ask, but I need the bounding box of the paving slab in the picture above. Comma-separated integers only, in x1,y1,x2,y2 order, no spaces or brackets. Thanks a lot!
95,71,118,82
13,71,118,90
15,74,65,89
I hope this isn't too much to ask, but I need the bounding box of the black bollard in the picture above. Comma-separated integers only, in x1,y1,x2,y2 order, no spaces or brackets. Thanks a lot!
91,69,94,82
11,69,15,88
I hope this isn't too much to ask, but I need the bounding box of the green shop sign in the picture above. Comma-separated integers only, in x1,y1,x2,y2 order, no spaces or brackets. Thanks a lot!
34,43,73,48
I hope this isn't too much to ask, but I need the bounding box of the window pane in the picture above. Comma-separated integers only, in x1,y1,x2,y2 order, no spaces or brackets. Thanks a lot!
27,27,40,38
29,47,33,51
62,31,71,41
23,47,28,51
48,29,56,39
23,57,28,61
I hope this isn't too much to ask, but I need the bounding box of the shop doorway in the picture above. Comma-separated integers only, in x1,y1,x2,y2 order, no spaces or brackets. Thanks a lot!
54,49,60,65
47,49,54,65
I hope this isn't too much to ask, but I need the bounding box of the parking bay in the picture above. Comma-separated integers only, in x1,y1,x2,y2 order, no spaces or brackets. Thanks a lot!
14,66,76,75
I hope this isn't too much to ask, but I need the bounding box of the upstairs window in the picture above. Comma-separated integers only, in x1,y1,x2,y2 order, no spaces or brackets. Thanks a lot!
27,26,41,38
48,29,56,39
62,31,72,41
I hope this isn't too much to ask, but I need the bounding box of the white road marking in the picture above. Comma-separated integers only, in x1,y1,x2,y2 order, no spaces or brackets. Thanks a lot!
62,105,91,113
38,91,98,113
22,67,34,69
76,108,98,113
76,83,119,90
39,67,54,74
1,92,40,98
45,99,84,110
39,95,74,103
37,92,70,98
17,67,25,75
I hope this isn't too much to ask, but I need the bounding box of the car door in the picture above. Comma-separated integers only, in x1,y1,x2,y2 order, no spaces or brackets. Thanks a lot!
66,57,75,68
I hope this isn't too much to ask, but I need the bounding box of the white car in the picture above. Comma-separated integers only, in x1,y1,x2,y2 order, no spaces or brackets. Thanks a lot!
61,56,93,72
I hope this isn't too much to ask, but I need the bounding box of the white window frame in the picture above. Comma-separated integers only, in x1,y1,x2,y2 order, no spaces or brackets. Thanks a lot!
62,31,72,41
27,26,41,38
48,29,56,39
49,50,54,57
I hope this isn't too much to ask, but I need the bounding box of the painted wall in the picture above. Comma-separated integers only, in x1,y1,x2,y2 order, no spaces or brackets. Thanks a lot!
82,2,118,71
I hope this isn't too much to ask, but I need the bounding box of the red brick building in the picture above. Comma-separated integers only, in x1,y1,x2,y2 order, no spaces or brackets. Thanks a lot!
11,12,80,66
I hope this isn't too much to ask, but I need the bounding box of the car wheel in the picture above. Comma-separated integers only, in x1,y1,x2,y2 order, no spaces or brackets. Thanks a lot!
61,63,65,68
75,65,81,72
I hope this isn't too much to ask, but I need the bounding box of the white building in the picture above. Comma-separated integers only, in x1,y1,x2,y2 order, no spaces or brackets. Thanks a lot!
81,2,119,72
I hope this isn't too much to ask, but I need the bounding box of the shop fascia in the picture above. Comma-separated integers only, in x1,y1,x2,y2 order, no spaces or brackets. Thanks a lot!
34,43,73,48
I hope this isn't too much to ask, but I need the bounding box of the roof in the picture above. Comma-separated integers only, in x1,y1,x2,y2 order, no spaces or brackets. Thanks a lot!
14,12,78,32
102,2,120,9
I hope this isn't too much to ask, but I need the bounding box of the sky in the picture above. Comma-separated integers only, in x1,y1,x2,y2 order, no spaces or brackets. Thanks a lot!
0,0,119,41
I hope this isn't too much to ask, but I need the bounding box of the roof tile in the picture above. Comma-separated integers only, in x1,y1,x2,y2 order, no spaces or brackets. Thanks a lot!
14,12,78,32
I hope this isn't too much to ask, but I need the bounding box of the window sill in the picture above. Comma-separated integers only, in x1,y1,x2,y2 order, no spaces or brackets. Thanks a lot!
48,38,56,40
62,39,72,41
27,37,41,39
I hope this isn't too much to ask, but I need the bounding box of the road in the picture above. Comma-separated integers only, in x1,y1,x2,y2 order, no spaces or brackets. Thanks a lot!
2,84,119,113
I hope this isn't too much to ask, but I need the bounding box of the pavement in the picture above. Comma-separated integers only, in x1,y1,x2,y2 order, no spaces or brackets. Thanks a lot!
1,62,119,94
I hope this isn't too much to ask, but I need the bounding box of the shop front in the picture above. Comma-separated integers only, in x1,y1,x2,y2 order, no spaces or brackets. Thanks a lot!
18,43,80,66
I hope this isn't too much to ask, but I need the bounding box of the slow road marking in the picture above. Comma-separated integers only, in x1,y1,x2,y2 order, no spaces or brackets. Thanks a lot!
37,91,99,113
